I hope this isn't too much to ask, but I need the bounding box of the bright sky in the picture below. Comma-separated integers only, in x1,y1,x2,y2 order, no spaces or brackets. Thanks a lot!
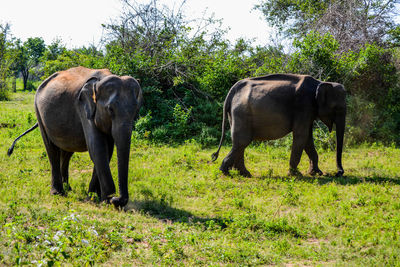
0,0,273,48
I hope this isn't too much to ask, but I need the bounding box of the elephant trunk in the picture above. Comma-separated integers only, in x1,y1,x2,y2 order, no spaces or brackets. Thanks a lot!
112,123,133,207
335,115,345,177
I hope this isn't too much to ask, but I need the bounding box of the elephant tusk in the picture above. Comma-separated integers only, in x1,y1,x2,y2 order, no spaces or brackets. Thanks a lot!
92,87,97,103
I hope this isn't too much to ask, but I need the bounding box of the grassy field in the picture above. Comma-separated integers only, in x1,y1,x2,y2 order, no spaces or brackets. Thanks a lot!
1,92,400,266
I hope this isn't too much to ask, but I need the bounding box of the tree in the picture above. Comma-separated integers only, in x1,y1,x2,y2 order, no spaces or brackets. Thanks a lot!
103,0,191,86
15,37,46,90
256,0,400,51
41,45,104,78
41,38,65,61
0,23,14,99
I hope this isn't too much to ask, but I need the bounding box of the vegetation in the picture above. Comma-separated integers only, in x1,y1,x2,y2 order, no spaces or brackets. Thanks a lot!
0,23,13,100
2,93,400,265
1,0,400,146
255,0,400,50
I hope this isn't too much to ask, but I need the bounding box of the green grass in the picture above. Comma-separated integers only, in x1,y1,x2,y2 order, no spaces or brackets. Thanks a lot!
1,92,400,266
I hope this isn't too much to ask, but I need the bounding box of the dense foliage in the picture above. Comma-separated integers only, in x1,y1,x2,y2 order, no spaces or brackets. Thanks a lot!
1,0,400,146
255,0,400,51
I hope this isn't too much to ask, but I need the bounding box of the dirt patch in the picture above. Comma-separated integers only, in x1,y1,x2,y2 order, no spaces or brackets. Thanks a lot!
71,169,92,174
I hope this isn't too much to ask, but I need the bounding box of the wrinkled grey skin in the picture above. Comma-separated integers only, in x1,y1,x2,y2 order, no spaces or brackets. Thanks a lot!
8,67,143,208
212,74,346,177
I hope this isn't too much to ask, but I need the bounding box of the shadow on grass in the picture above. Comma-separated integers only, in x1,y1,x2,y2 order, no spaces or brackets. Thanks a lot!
123,199,304,238
313,175,400,186
124,199,231,228
259,174,400,186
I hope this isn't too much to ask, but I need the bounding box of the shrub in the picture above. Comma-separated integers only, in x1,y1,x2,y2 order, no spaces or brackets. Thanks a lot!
288,31,341,81
344,44,400,144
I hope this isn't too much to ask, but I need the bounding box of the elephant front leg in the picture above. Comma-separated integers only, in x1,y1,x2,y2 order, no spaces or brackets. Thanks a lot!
88,137,114,202
85,134,116,203
79,118,117,202
88,168,101,201
89,148,116,202
289,129,310,177
304,127,323,176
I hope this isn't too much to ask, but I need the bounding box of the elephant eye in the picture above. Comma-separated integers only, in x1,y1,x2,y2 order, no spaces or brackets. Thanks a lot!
107,105,115,116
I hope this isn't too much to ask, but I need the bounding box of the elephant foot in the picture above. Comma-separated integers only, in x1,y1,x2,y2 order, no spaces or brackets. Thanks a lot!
288,168,303,177
239,169,252,178
335,170,344,177
50,187,65,196
63,183,72,192
110,196,129,209
308,168,323,176
219,165,230,176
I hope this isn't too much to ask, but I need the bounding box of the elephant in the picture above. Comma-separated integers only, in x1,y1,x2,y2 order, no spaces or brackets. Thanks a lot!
211,74,346,177
8,66,143,208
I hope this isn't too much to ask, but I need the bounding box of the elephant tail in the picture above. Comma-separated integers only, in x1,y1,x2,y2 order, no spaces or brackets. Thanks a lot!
7,122,39,156
211,86,236,162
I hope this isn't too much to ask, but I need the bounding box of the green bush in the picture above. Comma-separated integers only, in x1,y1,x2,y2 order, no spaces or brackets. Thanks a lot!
41,49,104,79
288,31,341,81
344,44,400,145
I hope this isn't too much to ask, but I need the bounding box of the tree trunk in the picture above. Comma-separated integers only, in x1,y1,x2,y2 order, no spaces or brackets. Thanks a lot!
12,76,16,92
22,69,29,91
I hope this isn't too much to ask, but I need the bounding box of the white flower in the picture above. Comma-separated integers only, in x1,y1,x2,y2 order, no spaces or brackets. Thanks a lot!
90,228,99,236
53,230,64,241
63,213,79,222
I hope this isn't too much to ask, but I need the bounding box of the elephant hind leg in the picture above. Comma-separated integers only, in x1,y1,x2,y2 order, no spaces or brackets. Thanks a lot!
233,150,251,177
221,128,252,177
88,168,101,201
42,137,63,195
36,111,63,195
220,148,235,175
60,150,74,191
221,145,252,177
233,146,252,177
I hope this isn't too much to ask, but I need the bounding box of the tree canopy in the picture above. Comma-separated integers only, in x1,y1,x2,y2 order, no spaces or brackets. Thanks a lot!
14,37,46,90
256,0,400,51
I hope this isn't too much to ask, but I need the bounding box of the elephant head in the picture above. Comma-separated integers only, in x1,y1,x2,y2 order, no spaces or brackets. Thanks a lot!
316,82,347,176
78,75,142,206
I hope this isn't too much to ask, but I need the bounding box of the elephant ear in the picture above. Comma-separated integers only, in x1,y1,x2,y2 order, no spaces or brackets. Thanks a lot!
78,77,98,120
316,82,333,107
121,76,143,120
133,80,143,120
